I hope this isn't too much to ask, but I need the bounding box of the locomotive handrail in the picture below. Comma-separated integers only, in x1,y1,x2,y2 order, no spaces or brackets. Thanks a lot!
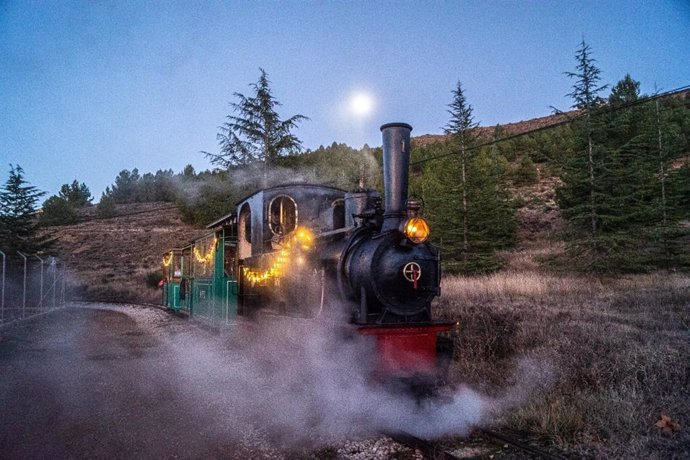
312,226,354,239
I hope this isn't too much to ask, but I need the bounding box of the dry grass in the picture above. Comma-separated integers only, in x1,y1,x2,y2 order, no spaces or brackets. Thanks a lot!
434,271,690,458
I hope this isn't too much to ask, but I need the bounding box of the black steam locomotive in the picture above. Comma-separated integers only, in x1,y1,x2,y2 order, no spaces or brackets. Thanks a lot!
162,123,453,381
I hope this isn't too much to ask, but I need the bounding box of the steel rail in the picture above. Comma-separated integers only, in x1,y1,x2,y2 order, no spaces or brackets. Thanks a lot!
385,431,460,460
479,428,566,460
387,428,567,460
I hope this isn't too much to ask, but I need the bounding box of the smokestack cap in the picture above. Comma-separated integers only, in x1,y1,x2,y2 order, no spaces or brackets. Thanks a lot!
380,122,413,132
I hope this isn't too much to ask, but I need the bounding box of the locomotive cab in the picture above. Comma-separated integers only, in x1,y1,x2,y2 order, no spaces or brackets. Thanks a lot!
235,184,347,317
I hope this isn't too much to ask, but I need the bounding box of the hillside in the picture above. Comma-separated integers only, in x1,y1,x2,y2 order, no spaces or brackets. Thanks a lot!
48,188,564,305
413,111,574,147
48,202,207,304
45,112,568,305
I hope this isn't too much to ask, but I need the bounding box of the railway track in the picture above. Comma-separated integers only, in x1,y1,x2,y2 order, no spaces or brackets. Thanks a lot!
387,429,566,459
386,432,459,459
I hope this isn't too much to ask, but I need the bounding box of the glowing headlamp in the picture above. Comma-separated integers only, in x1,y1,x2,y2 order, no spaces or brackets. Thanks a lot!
402,217,430,244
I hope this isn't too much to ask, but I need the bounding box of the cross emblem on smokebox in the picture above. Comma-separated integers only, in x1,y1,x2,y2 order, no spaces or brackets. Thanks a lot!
402,262,422,289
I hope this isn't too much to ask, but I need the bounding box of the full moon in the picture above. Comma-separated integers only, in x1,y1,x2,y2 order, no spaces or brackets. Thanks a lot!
350,92,374,117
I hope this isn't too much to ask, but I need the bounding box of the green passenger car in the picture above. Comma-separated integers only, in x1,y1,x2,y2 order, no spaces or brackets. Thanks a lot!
161,213,238,324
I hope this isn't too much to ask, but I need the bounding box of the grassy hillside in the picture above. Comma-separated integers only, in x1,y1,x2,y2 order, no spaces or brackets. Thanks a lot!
48,202,207,304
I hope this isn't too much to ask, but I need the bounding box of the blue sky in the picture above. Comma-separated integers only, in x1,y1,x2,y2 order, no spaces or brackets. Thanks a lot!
1,1,688,200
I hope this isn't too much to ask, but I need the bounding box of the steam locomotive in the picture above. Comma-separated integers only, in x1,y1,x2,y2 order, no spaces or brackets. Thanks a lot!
162,123,454,382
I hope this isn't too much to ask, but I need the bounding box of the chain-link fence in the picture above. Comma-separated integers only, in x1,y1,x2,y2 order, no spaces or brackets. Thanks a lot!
0,251,67,326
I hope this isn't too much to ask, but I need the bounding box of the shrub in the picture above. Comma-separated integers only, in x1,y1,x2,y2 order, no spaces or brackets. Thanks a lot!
145,270,164,288
513,155,539,185
40,196,77,226
436,272,690,457
96,194,117,218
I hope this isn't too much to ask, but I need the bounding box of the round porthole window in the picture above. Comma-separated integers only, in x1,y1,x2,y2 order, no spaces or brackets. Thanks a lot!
269,195,297,236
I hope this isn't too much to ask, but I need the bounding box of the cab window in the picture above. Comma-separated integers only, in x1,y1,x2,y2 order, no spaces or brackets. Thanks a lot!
269,195,297,236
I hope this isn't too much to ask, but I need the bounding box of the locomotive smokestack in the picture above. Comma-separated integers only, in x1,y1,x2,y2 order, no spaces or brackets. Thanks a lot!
380,122,412,230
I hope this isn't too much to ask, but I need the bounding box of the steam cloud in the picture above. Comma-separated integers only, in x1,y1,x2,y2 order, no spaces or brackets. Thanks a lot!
172,148,382,207
154,307,546,447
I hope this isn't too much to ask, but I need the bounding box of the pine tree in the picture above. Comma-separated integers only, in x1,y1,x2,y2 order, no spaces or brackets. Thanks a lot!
0,165,51,255
101,169,142,204
564,40,607,236
513,155,539,185
40,179,93,226
205,69,308,175
421,82,516,273
556,40,618,271
59,180,92,206
96,193,117,218
40,196,78,226
642,90,690,268
444,81,478,258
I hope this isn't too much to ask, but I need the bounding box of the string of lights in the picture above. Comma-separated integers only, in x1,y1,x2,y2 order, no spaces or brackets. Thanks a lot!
243,226,314,285
193,237,217,264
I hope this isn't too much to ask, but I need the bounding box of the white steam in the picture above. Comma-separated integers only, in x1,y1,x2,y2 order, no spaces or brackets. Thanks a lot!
158,311,543,447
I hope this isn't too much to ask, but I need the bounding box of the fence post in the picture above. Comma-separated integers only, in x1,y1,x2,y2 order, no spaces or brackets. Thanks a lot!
34,254,44,310
0,250,5,323
50,257,57,310
17,251,27,319
61,267,65,307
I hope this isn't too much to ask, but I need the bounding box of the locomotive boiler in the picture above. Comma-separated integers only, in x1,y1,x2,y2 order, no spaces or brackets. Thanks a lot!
162,122,454,382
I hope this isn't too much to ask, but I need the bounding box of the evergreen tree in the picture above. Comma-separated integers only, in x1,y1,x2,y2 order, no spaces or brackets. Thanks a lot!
107,169,141,203
421,82,516,273
641,90,690,268
556,40,618,271
96,193,117,218
513,155,539,185
59,180,92,206
0,165,51,254
443,81,478,259
40,196,77,226
205,69,308,175
40,179,92,226
557,60,689,272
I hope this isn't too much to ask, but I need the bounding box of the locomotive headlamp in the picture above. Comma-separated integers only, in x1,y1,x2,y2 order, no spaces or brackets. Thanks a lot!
403,217,430,244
